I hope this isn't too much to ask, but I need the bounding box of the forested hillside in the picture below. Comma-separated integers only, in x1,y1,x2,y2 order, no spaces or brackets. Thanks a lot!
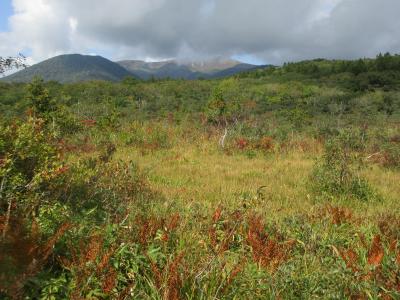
2,54,133,83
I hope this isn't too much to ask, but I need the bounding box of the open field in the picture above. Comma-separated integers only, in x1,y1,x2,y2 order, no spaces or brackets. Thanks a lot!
116,136,400,219
1,56,400,298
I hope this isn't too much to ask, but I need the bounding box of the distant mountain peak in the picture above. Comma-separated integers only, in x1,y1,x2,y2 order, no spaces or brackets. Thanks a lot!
1,54,268,83
117,57,262,80
2,54,133,83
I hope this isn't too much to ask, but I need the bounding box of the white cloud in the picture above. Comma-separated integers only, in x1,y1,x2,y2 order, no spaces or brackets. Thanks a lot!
69,17,78,32
1,0,399,64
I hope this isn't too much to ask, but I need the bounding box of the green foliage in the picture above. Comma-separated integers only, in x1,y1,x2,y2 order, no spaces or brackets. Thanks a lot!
311,129,379,201
122,75,140,85
51,105,82,135
1,53,400,299
0,117,165,298
380,138,400,169
280,107,312,129
27,77,57,118
206,78,242,124
0,118,62,215
123,121,172,150
3,54,132,83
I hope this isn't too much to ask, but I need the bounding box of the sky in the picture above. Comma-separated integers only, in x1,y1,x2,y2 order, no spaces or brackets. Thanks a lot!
0,0,13,31
0,0,399,65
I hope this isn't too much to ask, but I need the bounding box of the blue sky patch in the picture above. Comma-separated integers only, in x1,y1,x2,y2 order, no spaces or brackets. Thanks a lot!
0,0,13,32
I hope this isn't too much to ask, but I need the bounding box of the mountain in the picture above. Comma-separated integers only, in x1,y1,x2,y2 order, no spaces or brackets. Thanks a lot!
2,54,132,83
117,58,263,80
117,60,198,79
2,54,268,83
180,57,243,73
208,63,265,78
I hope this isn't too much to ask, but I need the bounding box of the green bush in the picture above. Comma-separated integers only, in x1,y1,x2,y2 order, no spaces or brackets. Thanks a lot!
26,77,57,120
124,121,172,150
0,115,165,298
381,140,400,168
0,118,63,216
311,129,380,201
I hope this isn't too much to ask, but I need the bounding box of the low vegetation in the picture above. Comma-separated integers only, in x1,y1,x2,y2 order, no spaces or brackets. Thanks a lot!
1,54,400,299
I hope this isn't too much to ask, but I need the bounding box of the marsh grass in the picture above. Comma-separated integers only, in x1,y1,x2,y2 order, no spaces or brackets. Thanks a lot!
1,75,400,298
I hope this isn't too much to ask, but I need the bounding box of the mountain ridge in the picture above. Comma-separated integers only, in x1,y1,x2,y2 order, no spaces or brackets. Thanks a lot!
116,58,262,80
2,54,267,83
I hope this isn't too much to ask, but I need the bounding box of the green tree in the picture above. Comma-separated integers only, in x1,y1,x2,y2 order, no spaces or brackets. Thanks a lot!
350,59,367,75
26,77,56,118
122,76,140,85
311,129,379,201
206,78,242,148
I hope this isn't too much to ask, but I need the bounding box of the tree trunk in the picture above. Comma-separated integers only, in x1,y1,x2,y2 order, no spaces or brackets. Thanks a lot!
219,127,228,148
219,118,229,148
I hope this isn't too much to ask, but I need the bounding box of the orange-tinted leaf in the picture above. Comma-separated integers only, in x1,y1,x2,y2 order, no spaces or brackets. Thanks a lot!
367,235,384,266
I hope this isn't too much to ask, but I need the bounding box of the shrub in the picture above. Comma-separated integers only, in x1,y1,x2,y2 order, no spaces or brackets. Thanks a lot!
310,129,380,201
369,133,400,169
0,118,63,217
0,116,166,298
124,122,172,150
381,139,400,169
0,118,71,297
256,136,275,152
26,77,57,120
235,137,249,150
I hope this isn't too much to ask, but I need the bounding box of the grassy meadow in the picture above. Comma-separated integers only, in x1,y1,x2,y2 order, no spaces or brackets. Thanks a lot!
1,56,400,299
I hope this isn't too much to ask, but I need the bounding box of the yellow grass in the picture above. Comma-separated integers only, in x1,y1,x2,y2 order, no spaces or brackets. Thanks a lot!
115,137,400,222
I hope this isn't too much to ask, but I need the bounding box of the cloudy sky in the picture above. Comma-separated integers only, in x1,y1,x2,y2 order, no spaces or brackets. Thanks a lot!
0,0,399,65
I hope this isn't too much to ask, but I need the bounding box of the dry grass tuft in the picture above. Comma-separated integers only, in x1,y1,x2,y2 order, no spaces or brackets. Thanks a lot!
327,205,353,225
137,216,164,246
246,215,294,272
221,259,247,293
149,252,185,300
339,248,359,272
367,235,384,267
102,268,117,294
0,217,71,298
